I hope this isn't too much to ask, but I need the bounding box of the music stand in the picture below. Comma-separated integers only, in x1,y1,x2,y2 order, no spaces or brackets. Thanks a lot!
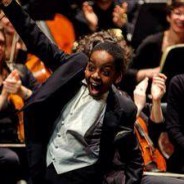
160,44,184,93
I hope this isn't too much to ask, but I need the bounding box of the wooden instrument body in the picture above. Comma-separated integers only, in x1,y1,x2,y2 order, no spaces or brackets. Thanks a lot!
135,117,166,172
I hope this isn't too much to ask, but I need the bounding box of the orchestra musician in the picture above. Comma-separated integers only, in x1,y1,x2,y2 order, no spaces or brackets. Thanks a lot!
0,25,38,183
133,74,184,184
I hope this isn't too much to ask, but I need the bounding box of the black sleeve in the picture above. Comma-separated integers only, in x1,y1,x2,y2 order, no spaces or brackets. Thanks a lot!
147,118,165,148
166,75,184,150
116,104,143,184
115,127,143,184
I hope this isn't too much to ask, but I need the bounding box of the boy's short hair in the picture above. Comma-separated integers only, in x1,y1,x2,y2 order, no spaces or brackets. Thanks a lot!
73,29,132,70
91,41,125,75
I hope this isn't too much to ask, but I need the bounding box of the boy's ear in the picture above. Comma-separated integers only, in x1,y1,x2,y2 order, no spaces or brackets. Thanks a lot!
115,72,122,84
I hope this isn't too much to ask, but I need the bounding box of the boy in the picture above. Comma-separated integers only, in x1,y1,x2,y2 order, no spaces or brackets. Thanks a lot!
0,1,143,184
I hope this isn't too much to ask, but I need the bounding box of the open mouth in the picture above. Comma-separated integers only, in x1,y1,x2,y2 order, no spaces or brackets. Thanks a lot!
89,82,102,96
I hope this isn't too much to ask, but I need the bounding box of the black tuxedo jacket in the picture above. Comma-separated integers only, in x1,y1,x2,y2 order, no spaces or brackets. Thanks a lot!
3,1,143,184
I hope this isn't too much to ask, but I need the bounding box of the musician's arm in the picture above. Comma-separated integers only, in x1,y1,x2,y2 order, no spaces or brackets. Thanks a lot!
150,73,166,123
0,88,8,110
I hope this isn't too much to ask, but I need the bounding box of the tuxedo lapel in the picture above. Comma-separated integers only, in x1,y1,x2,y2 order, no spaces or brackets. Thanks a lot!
97,88,122,170
25,58,86,107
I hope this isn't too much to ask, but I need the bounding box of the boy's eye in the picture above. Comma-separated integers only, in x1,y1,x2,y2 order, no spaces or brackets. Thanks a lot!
0,40,5,47
102,70,111,76
88,64,95,72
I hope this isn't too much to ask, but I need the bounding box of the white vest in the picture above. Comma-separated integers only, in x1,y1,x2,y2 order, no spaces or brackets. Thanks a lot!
47,83,107,174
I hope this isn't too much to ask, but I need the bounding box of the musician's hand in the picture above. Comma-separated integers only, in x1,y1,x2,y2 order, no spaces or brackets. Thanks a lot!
150,73,167,123
151,73,167,101
137,67,160,82
3,69,22,94
113,2,128,28
0,0,12,6
133,77,149,116
82,1,98,31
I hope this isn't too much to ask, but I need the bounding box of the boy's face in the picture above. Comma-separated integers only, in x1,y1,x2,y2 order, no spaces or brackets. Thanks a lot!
85,50,120,98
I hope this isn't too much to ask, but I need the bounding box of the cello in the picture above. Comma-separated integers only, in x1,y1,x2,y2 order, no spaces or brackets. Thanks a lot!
134,116,166,172
26,13,75,83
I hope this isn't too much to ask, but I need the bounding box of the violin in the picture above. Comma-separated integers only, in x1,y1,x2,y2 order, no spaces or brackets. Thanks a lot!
158,131,174,160
8,94,24,143
5,32,25,143
134,117,166,172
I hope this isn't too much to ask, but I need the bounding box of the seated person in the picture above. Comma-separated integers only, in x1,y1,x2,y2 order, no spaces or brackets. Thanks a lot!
73,0,128,39
134,73,184,184
134,74,167,172
0,69,37,183
122,0,184,100
0,27,38,183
